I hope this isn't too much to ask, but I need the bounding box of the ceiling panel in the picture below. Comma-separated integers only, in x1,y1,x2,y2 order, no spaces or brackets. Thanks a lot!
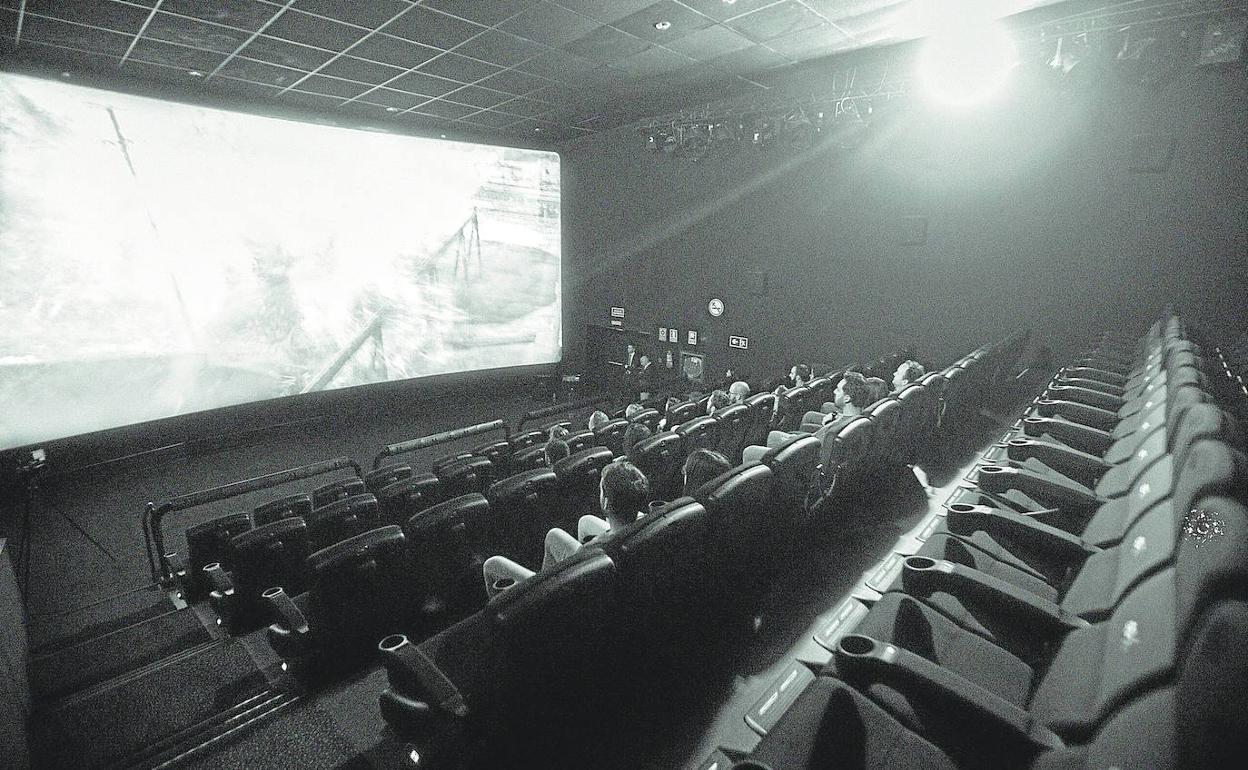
1,0,1143,142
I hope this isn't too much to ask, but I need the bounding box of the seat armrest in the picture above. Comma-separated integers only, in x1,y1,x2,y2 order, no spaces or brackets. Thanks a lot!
945,504,1096,562
264,587,312,657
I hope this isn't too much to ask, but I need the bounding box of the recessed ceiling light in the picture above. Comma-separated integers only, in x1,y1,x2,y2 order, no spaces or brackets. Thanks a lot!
723,0,737,5
60,71,72,78
188,70,204,78
440,133,447,139
654,20,671,30
534,127,542,132
385,106,400,112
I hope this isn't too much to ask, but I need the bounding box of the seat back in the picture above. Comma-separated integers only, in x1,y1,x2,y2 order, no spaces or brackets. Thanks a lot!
743,393,778,448
308,526,415,660
486,468,563,566
630,431,686,502
667,401,700,427
307,493,382,550
695,463,776,615
185,512,253,598
594,418,630,455
630,408,662,433
564,429,596,454
471,440,513,476
363,464,413,495
552,447,615,530
714,403,751,462
253,494,312,527
310,477,366,510
863,397,903,462
376,472,444,526
230,517,311,624
676,415,720,454
404,494,492,618
509,444,548,471
778,386,813,430
762,434,821,519
509,430,545,453
431,452,475,476
821,417,874,494
436,455,495,498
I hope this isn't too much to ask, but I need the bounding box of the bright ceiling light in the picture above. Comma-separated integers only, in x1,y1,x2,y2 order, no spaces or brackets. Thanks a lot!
917,17,1018,107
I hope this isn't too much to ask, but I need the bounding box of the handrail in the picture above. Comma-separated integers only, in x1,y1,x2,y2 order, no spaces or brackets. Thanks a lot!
142,456,362,583
515,394,609,433
372,419,509,470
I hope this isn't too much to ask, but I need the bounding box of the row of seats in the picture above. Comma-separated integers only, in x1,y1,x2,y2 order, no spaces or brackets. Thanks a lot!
367,335,1030,765
728,315,1247,769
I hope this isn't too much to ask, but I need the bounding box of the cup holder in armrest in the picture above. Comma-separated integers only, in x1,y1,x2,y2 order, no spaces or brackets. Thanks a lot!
836,634,879,657
379,634,409,654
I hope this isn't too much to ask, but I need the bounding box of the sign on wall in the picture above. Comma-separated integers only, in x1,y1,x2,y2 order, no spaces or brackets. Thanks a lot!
610,306,625,318
729,335,749,350
687,330,699,345
708,298,724,317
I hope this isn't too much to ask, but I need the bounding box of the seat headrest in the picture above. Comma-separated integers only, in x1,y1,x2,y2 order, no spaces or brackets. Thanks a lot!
553,446,614,478
231,516,308,552
596,418,629,434
677,415,717,434
308,525,405,574
614,500,709,559
363,464,413,490
405,493,489,535
487,468,560,501
187,511,253,539
509,430,545,450
765,433,820,465
631,408,661,423
253,494,313,523
311,477,366,503
490,549,616,630
438,455,493,477
632,431,682,457
695,463,773,510
309,493,378,521
377,472,441,501
716,403,749,422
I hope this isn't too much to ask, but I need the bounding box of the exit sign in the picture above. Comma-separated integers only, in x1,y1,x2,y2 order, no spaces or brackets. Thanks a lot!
729,335,749,350
610,306,625,318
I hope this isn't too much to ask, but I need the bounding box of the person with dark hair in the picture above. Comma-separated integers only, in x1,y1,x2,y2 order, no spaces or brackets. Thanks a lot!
891,359,926,392
706,389,731,416
543,438,570,467
741,372,872,462
621,422,651,457
587,410,610,431
790,363,811,388
481,460,651,595
682,448,731,497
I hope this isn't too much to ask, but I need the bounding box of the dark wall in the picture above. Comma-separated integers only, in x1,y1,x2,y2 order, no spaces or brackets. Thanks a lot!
562,60,1248,381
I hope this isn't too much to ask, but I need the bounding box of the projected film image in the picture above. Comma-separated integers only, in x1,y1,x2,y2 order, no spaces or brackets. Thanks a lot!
0,73,561,450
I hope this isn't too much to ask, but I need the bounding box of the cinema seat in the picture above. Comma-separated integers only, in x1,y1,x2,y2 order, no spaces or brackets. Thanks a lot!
376,472,443,526
436,455,494,498
630,407,662,432
551,447,615,529
667,400,700,428
307,493,382,550
862,398,903,465
743,393,778,448
630,431,686,502
209,517,310,631
431,452,475,476
364,464,413,494
310,477,366,509
471,439,513,476
676,415,719,454
253,494,312,526
485,468,563,567
268,525,416,672
509,444,547,470
594,418,630,455
714,403,751,461
758,434,821,526
695,463,777,618
508,429,545,453
778,386,813,430
184,512,252,599
403,494,492,620
563,429,596,454
820,417,874,498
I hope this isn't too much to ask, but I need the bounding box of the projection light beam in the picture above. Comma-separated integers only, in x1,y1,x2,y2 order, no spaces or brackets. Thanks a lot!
915,5,1019,108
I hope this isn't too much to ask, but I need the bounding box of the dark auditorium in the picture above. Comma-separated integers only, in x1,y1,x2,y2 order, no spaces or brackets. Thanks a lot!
2,1,1247,768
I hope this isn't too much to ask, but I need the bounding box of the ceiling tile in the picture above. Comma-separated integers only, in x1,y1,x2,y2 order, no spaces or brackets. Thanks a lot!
388,69,461,96
422,0,540,27
120,59,209,84
675,0,784,22
559,0,656,25
453,29,545,68
161,1,287,32
478,68,552,97
359,87,429,109
317,55,406,83
764,23,850,59
417,52,502,83
213,76,285,99
562,25,652,64
217,55,305,86
708,43,791,72
143,12,252,54
298,73,372,99
611,1,714,43
241,35,337,69
498,1,600,47
493,97,552,118
280,88,346,110
127,39,229,71
293,0,410,28
725,0,825,43
416,99,480,119
461,109,521,128
264,9,366,52
349,32,440,69
442,84,512,109
515,48,598,81
384,6,484,51
20,16,132,57
662,23,754,59
612,45,696,76
23,0,150,34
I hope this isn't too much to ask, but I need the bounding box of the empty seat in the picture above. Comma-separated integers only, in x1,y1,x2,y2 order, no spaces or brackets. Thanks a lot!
862,398,903,464
509,444,548,471
563,429,596,454
471,440,513,476
666,400,700,428
364,464,413,494
253,494,312,527
376,472,443,526
508,429,545,453
212,517,310,631
307,493,382,550
486,468,563,567
630,408,662,432
820,417,875,497
436,455,495,498
694,463,776,618
676,415,719,454
743,393,778,448
551,447,615,529
629,431,686,502
431,452,475,476
403,494,492,620
310,477,367,510
759,433,821,526
185,512,252,598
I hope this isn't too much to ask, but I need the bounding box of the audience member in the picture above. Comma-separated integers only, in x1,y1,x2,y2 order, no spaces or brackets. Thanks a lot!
728,380,751,404
547,424,570,441
587,410,610,431
706,389,731,415
891,359,926,392
682,448,731,497
543,438,570,467
742,372,871,463
658,396,681,430
621,422,652,457
481,460,650,595
790,363,811,388
624,402,644,420
864,377,889,405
